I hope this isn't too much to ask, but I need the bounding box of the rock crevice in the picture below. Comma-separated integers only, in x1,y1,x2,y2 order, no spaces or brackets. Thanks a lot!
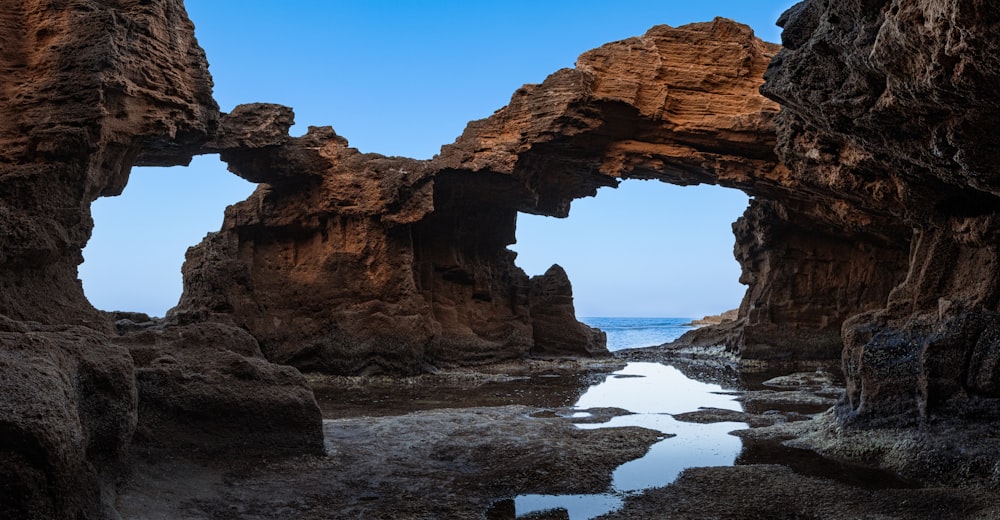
761,0,1000,425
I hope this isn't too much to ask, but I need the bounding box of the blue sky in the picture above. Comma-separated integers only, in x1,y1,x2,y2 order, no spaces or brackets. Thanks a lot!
81,1,795,318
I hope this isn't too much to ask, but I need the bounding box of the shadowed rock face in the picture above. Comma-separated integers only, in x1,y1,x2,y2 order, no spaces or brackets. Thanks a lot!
178,19,887,372
761,0,1000,422
0,0,216,330
0,2,321,518
0,0,218,516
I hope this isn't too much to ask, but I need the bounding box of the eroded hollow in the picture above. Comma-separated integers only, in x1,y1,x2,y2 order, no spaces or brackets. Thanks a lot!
512,180,750,350
80,155,255,317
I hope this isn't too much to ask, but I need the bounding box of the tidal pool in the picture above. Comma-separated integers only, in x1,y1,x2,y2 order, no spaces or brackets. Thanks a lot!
511,362,747,519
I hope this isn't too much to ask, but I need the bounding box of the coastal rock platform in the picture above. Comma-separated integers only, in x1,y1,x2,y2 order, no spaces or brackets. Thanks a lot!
3,0,1000,516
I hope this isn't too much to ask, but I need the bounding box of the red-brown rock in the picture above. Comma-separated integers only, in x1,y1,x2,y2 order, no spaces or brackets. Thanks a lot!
11,0,1000,513
0,2,323,518
179,20,859,373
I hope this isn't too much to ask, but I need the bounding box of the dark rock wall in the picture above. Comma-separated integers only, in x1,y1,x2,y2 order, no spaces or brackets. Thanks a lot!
1,0,218,516
0,0,216,329
762,0,1000,422
0,2,323,518
735,198,910,360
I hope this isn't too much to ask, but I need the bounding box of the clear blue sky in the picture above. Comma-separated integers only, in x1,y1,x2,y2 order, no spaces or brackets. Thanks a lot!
81,0,795,318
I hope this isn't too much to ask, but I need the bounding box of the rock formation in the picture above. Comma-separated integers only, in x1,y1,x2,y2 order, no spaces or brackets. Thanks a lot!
0,2,322,518
178,19,860,373
761,0,1000,424
174,18,916,373
6,0,1000,515
687,309,739,326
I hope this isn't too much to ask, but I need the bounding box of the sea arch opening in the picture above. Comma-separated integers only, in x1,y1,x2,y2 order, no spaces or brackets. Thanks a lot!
80,155,256,317
512,179,750,351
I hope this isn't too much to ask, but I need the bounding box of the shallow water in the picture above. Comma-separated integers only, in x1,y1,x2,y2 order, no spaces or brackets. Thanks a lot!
311,355,909,520
312,371,597,419
510,363,747,519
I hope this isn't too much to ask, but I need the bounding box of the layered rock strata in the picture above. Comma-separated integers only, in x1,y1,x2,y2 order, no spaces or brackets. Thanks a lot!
761,0,1000,424
178,19,884,372
0,2,322,518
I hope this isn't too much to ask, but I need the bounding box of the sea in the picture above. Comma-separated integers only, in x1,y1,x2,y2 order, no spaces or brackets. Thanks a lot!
578,317,695,351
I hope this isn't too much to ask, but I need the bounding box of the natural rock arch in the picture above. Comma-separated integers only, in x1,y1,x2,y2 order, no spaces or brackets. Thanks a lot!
172,19,905,374
6,1,1000,517
81,157,255,317
511,180,751,322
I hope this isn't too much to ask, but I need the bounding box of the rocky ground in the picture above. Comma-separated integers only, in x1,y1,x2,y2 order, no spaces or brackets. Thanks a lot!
119,405,660,519
115,353,1000,519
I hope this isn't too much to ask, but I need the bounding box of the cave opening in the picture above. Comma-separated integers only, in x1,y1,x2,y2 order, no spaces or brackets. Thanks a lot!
511,180,750,350
80,155,256,317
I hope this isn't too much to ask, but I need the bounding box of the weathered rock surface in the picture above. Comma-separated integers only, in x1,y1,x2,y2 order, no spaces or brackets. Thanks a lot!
177,110,557,373
117,405,663,520
8,0,1000,515
0,0,219,516
0,2,323,518
177,18,912,371
686,309,739,327
0,0,216,330
528,265,607,357
113,322,324,457
761,0,1000,424
178,19,865,372
0,318,135,520
600,464,994,520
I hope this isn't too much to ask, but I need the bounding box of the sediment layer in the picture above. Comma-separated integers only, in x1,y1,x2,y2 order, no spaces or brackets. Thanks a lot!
177,19,868,372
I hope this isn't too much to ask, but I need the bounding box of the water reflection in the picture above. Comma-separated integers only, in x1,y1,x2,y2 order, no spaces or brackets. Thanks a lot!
513,362,747,519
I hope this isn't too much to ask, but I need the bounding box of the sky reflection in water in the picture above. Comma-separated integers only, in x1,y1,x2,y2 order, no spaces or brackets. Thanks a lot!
514,362,746,519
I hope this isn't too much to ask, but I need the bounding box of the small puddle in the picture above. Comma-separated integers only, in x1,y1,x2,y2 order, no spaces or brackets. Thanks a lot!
311,357,916,519
506,362,747,519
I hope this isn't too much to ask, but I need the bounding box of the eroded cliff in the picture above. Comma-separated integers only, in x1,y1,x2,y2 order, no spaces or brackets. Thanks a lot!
0,2,322,518
762,0,1000,426
177,19,875,373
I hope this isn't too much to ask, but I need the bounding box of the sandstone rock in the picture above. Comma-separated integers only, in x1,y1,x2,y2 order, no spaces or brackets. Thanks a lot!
174,124,455,374
735,199,910,361
0,0,218,516
686,309,739,326
441,18,905,363
528,265,607,357
11,0,1000,513
178,19,852,373
0,0,217,331
0,2,325,517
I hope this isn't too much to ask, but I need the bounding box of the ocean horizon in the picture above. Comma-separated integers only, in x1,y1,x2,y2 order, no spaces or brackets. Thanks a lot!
579,317,696,352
